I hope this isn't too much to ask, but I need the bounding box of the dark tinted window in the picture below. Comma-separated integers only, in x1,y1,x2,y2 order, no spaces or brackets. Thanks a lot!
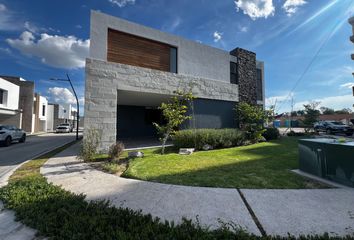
0,89,3,104
230,62,238,84
170,47,177,73
42,105,46,116
256,69,263,101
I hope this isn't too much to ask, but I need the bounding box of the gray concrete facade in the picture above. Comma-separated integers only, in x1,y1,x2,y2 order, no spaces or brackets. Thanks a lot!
90,11,233,83
85,59,239,149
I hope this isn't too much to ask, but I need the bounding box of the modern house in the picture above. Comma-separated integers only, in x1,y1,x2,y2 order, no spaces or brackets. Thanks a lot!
0,76,35,132
0,77,22,128
85,11,265,149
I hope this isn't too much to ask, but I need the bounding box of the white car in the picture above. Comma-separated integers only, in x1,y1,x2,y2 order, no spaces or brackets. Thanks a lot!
0,125,26,147
55,125,71,133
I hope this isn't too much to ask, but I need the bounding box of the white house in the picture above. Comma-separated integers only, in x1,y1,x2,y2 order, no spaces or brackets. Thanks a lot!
0,77,22,128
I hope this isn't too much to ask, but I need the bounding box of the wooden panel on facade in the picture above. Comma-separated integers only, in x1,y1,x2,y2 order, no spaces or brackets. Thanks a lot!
107,29,171,72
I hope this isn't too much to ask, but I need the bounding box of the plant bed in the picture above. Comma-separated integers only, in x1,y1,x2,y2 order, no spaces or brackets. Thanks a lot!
123,137,330,189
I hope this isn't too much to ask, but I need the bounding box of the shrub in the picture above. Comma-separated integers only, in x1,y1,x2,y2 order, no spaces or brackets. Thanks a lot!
287,130,306,137
78,128,101,162
108,141,125,161
172,129,245,150
262,128,280,140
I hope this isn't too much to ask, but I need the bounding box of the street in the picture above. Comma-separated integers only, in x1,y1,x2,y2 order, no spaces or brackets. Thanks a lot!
0,132,80,183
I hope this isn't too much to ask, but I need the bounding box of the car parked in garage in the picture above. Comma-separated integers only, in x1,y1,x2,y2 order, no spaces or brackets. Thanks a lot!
314,121,354,136
0,125,26,147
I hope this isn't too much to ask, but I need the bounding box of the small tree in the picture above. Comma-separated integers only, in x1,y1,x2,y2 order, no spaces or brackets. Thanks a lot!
153,91,194,154
303,101,320,132
78,128,101,161
235,102,266,142
320,107,335,115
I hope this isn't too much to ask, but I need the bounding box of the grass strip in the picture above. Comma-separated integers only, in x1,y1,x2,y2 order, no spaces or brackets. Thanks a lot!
0,140,352,239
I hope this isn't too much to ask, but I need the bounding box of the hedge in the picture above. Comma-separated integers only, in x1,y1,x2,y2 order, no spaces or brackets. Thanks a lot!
172,128,245,150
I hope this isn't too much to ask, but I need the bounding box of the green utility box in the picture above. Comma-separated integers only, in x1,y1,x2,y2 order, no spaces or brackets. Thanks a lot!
298,138,354,187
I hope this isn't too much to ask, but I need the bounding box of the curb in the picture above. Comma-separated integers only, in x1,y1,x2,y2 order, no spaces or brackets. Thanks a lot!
0,139,79,188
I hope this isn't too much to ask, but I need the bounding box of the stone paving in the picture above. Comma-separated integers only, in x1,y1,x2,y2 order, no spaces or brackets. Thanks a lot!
40,143,354,238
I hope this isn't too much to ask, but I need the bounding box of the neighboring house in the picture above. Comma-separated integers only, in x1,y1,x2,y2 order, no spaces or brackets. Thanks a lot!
47,103,78,131
0,77,22,128
0,76,35,132
85,11,265,149
33,93,48,132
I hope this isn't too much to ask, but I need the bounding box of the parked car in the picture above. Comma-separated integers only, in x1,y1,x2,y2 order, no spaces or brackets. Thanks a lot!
57,123,73,132
314,121,354,136
0,125,26,146
55,125,71,133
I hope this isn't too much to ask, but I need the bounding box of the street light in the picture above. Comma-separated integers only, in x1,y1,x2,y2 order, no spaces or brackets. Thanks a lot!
50,74,80,140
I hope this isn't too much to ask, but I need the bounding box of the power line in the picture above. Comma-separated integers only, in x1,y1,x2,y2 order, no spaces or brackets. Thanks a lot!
276,0,354,113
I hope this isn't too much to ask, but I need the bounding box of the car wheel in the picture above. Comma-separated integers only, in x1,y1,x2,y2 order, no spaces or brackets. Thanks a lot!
19,134,26,143
4,136,12,147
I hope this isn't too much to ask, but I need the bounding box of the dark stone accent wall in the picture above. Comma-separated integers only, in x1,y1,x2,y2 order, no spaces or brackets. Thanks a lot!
230,48,257,105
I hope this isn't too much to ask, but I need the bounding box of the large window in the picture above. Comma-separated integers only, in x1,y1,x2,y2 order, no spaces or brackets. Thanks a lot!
256,68,263,101
42,105,46,116
230,62,238,84
0,89,3,104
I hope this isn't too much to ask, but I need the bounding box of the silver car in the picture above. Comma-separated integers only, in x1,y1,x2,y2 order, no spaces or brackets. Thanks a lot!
55,125,71,133
0,125,26,147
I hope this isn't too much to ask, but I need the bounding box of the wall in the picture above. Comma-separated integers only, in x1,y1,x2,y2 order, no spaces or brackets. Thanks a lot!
184,99,237,129
0,77,20,110
230,48,257,105
90,11,232,83
46,104,54,132
85,58,239,150
38,96,48,121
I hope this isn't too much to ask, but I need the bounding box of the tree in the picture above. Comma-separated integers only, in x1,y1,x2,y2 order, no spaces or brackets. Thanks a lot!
235,102,266,142
320,107,335,115
264,104,275,126
303,101,320,132
334,108,352,114
290,111,298,117
296,110,305,116
153,90,194,154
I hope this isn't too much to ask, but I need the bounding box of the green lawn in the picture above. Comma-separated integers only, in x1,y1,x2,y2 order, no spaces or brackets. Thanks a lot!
123,137,329,189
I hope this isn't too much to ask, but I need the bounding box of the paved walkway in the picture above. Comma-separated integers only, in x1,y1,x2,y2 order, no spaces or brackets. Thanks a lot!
40,143,354,238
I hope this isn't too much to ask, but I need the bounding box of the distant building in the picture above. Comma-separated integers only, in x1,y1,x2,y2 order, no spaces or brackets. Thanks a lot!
47,103,78,132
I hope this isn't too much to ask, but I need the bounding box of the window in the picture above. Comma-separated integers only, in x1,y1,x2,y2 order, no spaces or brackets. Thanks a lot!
170,47,177,73
0,89,3,104
230,62,238,84
63,109,67,113
42,105,46,116
256,68,263,101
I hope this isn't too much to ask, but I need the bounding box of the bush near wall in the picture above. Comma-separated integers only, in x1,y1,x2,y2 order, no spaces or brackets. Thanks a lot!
172,129,245,150
262,128,280,140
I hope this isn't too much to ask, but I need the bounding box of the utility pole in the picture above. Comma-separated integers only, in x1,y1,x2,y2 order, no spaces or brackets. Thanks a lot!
289,96,294,132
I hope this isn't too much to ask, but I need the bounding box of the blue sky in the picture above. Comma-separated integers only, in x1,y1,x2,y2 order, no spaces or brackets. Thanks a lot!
0,0,353,114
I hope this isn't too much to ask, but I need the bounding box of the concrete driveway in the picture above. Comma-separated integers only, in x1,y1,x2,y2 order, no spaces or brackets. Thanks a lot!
0,132,79,186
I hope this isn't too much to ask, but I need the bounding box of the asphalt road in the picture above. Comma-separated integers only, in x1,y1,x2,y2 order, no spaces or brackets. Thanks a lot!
0,132,80,182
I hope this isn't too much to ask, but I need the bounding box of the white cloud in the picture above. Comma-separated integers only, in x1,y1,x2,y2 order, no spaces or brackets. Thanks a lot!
75,25,82,29
234,0,275,20
282,0,307,16
108,0,135,7
295,95,354,111
340,82,354,89
213,31,223,42
0,47,11,54
47,87,84,105
239,26,249,32
0,3,21,31
24,21,38,33
7,31,90,69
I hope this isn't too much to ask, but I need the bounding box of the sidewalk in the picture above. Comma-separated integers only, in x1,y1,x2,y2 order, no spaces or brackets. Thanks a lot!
40,143,354,237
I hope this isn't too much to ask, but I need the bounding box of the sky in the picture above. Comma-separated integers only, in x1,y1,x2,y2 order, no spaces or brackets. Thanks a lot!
0,0,354,115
